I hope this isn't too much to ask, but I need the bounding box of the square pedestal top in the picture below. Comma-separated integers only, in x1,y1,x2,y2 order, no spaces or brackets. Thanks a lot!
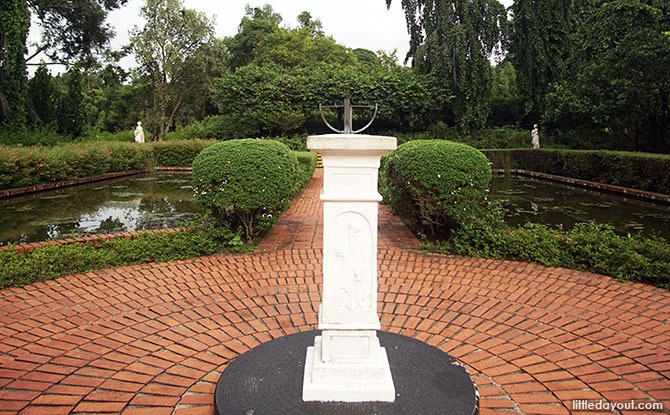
307,134,397,152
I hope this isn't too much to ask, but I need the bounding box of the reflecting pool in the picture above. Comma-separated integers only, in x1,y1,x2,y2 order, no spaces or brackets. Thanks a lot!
489,175,670,240
0,173,203,246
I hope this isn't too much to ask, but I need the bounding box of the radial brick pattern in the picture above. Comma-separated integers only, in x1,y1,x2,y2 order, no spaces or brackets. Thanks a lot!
1,169,669,415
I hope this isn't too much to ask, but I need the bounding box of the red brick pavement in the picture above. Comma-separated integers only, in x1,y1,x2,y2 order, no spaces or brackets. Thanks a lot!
1,169,669,415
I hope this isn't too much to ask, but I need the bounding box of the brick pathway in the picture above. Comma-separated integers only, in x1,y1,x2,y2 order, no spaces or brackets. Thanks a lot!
1,169,668,415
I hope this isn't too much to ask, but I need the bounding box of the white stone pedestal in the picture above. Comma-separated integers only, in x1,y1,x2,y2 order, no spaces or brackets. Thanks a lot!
302,134,397,402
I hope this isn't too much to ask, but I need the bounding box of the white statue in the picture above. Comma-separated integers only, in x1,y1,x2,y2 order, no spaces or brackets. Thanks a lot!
531,124,540,149
134,121,145,143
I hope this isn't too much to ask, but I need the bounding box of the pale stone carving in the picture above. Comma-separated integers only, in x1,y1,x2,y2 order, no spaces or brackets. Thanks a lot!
134,121,145,143
532,124,540,149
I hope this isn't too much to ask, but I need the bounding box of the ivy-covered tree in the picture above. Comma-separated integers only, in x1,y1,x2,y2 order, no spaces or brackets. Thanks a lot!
129,0,216,140
0,0,30,130
56,66,86,138
509,0,575,126
386,0,508,129
27,62,57,126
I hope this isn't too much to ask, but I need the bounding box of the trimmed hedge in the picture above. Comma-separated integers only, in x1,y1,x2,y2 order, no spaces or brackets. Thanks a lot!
0,140,216,190
383,140,492,237
439,216,670,289
0,222,248,290
397,126,530,149
484,149,670,195
192,139,301,240
294,151,317,190
151,139,216,167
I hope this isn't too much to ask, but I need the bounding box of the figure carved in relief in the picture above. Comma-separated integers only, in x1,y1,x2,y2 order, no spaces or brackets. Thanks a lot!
335,223,372,310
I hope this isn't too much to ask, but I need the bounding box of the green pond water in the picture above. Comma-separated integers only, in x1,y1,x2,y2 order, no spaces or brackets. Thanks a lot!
490,175,670,240
0,173,669,246
0,172,203,246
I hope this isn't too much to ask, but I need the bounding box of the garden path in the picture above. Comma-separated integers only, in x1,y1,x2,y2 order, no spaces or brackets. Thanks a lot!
0,169,668,415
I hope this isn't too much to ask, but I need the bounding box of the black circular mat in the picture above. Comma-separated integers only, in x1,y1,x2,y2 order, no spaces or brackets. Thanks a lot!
215,330,479,415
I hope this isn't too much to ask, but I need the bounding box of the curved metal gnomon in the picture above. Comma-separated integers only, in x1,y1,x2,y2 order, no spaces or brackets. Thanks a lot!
319,98,378,134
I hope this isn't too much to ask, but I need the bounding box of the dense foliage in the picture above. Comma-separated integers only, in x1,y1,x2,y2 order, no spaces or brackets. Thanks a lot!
532,0,670,153
294,151,318,190
130,0,221,140
383,140,492,237
484,149,670,195
387,0,508,129
0,221,248,290
211,63,438,137
437,217,670,289
0,0,30,129
2,0,667,153
510,0,574,125
0,139,215,189
191,139,301,240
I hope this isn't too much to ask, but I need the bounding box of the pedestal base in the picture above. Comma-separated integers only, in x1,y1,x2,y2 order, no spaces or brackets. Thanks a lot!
302,334,395,402
214,330,479,415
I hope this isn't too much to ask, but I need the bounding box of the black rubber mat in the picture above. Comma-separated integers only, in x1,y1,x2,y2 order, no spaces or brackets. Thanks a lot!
215,330,479,415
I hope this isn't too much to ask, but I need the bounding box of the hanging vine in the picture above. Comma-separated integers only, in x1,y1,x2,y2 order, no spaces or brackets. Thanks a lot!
0,0,30,129
387,0,508,129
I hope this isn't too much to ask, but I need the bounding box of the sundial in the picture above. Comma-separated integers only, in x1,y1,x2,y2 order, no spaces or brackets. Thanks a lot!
319,98,378,134
214,98,479,414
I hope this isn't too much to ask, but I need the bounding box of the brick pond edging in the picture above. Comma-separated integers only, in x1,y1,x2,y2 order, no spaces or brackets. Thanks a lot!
0,228,184,254
0,171,147,200
497,169,670,205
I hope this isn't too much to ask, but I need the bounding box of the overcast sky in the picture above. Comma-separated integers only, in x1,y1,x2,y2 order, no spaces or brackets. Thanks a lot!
29,0,514,74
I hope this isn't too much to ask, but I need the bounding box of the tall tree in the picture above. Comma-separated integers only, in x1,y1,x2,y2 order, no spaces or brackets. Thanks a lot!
386,0,508,129
544,0,670,153
224,4,282,69
0,0,30,130
56,66,86,138
129,0,216,139
510,0,574,126
251,27,358,69
27,62,57,126
28,0,129,67
297,11,324,37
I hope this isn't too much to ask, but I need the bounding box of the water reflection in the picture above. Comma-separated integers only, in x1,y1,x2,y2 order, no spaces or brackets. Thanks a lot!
0,173,203,246
489,175,670,239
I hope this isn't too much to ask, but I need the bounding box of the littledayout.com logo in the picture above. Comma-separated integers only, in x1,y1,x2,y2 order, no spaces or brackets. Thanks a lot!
573,399,665,412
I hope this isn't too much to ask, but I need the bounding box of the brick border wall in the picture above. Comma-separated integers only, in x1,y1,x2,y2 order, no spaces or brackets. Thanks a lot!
0,171,146,199
0,228,184,254
497,169,670,205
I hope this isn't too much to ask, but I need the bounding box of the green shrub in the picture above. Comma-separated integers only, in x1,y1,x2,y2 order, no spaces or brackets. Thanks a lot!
0,140,218,190
435,213,670,289
192,139,301,239
294,151,317,189
0,221,247,289
397,126,530,149
0,142,153,189
151,139,216,166
383,140,492,237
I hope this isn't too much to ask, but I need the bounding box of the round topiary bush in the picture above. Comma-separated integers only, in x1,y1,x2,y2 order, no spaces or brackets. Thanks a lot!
192,139,300,239
382,140,492,237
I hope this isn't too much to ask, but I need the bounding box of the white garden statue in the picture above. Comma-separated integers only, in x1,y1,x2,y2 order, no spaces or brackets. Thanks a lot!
134,121,145,143
531,124,540,149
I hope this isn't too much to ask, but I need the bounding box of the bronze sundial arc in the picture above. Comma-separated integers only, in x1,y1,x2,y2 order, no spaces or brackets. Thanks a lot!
319,98,379,134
